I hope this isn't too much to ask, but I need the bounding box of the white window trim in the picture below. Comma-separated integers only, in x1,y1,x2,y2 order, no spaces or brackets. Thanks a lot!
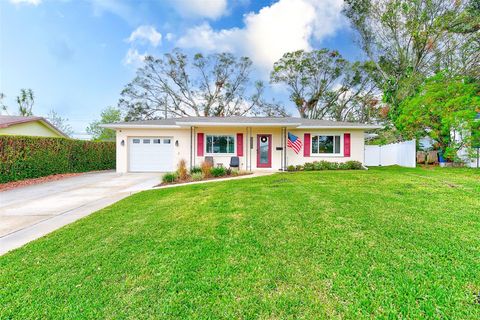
310,133,344,157
205,134,236,156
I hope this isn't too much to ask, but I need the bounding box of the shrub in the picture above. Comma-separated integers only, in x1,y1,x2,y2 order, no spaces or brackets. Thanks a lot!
177,159,188,181
190,166,202,174
210,166,226,177
295,165,304,171
200,161,212,178
162,172,178,183
304,162,314,171
344,160,363,170
191,172,203,181
225,168,232,175
0,135,115,183
287,165,296,172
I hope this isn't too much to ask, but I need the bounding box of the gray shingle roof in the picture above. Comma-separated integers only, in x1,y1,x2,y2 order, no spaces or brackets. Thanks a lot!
104,116,381,129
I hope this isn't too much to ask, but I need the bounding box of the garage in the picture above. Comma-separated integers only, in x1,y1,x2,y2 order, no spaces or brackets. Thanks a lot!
128,137,174,172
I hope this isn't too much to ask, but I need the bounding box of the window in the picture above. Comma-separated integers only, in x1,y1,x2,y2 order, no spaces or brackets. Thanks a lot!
311,135,341,154
153,139,161,144
206,135,235,154
132,139,140,144
163,139,171,144
143,139,150,144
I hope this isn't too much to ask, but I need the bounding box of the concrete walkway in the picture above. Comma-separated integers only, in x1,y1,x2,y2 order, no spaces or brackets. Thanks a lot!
0,171,160,255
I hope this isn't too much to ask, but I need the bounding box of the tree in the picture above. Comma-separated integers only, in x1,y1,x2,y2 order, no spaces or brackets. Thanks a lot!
119,49,287,120
270,49,381,122
16,89,35,116
87,107,122,141
396,73,480,160
0,93,8,115
343,0,467,119
47,110,74,137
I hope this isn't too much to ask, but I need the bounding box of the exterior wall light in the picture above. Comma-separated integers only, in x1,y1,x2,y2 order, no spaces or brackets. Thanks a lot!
121,140,125,146
175,140,179,147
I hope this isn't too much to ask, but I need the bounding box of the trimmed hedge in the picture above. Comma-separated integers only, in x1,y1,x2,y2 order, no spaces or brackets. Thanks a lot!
0,135,115,183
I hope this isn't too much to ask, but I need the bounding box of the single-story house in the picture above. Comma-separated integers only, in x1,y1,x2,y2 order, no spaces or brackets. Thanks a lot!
103,117,381,173
0,115,67,138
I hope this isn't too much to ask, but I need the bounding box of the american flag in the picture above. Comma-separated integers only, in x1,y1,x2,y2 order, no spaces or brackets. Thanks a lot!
287,132,302,154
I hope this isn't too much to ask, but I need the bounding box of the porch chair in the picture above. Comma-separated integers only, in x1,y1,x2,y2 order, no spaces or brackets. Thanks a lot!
229,156,240,169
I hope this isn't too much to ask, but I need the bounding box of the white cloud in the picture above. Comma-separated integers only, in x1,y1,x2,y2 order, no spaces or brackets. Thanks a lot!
165,33,175,42
176,0,345,74
169,0,228,19
127,25,162,47
9,0,41,5
123,48,147,66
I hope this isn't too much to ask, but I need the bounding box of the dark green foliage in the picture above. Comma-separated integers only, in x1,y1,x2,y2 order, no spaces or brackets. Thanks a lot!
287,165,296,172
0,135,115,183
210,166,227,177
190,166,202,174
162,172,178,183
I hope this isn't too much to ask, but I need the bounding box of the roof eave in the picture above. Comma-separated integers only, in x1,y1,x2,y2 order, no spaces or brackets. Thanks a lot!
100,124,182,129
175,122,302,127
296,125,383,130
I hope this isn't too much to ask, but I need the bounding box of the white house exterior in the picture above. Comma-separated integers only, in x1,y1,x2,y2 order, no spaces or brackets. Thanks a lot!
103,117,380,173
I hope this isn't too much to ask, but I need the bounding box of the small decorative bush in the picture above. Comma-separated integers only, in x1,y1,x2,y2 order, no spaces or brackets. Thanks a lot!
344,160,363,170
304,162,314,171
226,168,232,175
287,160,363,172
162,172,178,183
177,159,188,181
190,166,202,174
191,172,203,181
210,167,227,177
201,162,212,178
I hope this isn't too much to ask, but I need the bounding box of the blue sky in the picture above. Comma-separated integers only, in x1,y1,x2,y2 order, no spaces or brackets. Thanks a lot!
0,0,362,136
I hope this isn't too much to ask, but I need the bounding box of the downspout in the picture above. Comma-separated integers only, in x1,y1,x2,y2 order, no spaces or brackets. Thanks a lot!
249,127,253,171
284,127,287,171
190,126,193,170
280,127,284,171
245,127,248,171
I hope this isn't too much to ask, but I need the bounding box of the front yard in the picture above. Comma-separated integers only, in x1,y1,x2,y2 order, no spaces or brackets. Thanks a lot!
1,167,479,319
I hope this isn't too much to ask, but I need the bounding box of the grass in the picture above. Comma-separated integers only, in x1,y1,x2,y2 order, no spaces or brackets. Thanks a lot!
1,166,479,319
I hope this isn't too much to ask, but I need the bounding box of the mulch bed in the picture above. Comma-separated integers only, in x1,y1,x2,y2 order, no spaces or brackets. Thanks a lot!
0,173,83,192
157,172,253,187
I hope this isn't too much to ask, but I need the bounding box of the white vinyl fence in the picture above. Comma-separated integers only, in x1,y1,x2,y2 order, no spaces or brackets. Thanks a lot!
365,140,416,167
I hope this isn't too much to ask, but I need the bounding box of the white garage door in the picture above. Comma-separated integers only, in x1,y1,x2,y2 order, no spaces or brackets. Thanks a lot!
129,137,174,172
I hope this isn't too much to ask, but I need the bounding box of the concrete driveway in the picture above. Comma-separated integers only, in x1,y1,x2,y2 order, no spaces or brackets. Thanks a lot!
0,171,160,255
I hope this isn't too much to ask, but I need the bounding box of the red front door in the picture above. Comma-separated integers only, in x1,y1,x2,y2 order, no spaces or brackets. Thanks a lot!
257,134,272,168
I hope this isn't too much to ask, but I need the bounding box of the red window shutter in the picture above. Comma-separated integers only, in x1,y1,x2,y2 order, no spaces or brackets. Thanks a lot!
197,133,204,157
304,133,310,157
236,133,243,157
344,133,351,157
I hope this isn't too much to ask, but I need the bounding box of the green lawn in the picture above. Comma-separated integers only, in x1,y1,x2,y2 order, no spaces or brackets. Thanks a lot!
1,167,479,319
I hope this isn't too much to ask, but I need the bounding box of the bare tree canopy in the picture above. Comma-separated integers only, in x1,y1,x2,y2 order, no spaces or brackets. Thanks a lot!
119,49,287,120
270,49,382,123
16,89,34,116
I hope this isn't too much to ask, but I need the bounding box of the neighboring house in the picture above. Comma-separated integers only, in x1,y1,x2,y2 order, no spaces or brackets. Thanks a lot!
0,115,67,138
103,117,380,173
